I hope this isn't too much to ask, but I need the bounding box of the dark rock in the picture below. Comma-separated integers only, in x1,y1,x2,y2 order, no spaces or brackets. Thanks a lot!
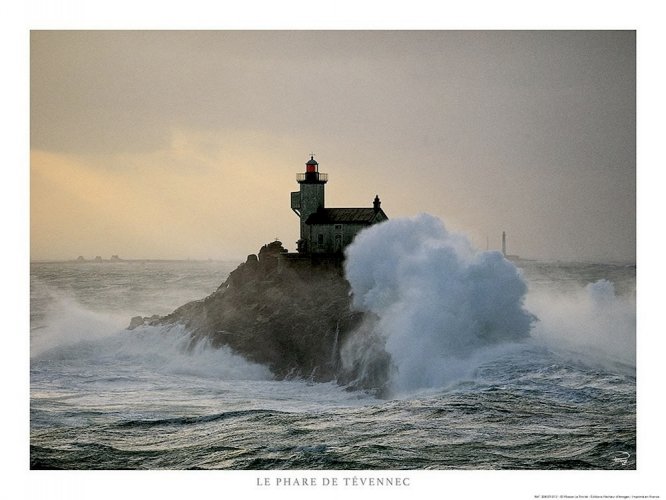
128,316,145,330
140,242,390,391
127,314,162,330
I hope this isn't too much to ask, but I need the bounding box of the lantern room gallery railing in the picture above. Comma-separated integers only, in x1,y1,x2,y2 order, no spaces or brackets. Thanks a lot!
296,172,328,182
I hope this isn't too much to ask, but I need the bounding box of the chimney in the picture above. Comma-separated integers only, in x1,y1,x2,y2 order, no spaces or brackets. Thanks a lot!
373,194,381,212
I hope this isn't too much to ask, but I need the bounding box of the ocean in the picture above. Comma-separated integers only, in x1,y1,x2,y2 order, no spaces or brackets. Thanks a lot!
29,258,636,470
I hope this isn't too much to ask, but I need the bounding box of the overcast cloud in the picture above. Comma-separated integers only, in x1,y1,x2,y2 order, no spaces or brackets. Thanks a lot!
31,31,635,262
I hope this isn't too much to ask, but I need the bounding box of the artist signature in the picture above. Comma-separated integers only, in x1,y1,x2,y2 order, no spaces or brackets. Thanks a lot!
611,451,631,466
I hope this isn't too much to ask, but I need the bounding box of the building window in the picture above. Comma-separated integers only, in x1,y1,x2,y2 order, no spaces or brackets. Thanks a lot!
334,224,342,231
335,234,342,252
317,234,324,245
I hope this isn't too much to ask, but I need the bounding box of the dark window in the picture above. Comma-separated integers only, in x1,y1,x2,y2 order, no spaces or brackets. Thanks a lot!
334,224,342,231
318,234,324,245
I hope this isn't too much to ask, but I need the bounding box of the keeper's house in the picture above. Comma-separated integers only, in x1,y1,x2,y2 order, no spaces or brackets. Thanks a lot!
290,155,388,255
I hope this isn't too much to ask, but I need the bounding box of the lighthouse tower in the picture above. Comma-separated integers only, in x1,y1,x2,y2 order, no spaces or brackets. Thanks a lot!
291,155,328,253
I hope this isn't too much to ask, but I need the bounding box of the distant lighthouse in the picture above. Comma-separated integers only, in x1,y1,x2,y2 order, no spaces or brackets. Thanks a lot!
502,231,507,257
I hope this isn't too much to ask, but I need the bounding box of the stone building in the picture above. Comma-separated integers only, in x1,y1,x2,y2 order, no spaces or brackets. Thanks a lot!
290,155,388,254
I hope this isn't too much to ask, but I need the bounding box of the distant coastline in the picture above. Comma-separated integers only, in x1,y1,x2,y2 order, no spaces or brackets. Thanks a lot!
30,258,243,264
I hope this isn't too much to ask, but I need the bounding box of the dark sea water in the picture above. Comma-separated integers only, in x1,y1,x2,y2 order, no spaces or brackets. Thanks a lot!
29,259,636,470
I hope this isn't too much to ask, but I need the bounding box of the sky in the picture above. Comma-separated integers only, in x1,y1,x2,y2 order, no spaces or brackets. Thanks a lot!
30,30,635,262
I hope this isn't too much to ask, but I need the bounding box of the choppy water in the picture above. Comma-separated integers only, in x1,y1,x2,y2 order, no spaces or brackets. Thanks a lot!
30,259,636,470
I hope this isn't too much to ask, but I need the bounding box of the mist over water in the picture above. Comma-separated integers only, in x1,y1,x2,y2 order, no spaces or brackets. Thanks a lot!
31,290,127,358
31,290,272,381
30,261,273,383
526,278,636,368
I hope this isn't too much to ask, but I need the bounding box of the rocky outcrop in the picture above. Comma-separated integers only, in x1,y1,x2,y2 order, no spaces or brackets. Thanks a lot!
129,241,390,391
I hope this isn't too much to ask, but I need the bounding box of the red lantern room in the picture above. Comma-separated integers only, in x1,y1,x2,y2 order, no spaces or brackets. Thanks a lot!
297,154,327,184
306,155,318,173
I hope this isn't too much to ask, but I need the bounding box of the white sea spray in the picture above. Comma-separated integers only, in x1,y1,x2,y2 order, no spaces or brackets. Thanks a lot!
31,288,272,381
343,214,533,393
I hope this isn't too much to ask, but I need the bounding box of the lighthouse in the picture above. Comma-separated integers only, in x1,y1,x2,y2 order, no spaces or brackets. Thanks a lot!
291,155,328,252
290,154,388,255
